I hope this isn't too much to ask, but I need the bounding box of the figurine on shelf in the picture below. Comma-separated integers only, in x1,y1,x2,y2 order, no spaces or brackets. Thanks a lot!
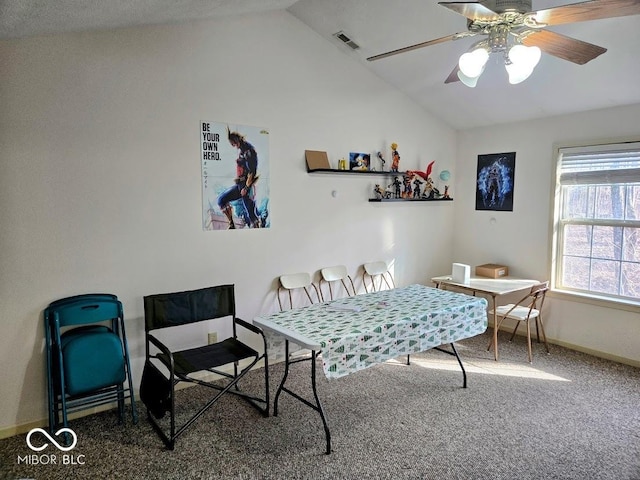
443,185,451,199
377,151,386,171
406,161,444,199
373,184,391,199
390,143,400,172
374,184,384,199
406,160,435,182
402,175,412,198
412,176,422,198
391,176,402,198
421,177,441,199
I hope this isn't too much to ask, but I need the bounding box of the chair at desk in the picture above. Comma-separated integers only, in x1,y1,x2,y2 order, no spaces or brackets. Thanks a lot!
277,272,321,311
319,265,355,301
487,281,550,363
141,284,269,449
362,261,396,293
44,294,137,437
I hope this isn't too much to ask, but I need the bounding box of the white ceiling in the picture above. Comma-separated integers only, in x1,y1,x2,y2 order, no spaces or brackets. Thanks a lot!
2,0,639,129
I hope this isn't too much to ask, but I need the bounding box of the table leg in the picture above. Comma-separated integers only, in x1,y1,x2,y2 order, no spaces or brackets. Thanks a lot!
311,350,332,454
433,343,467,388
273,340,290,417
491,294,499,361
273,340,332,454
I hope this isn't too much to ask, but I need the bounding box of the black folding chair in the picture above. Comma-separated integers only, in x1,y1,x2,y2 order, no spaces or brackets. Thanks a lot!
141,284,269,449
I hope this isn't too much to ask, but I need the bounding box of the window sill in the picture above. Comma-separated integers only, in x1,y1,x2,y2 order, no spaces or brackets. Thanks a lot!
549,288,640,313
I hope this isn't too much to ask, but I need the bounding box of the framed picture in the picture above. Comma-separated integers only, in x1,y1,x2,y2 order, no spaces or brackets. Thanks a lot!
349,152,370,171
475,152,515,211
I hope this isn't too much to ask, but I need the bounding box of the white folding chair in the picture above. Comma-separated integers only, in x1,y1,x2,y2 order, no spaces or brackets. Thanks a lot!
362,261,396,293
488,281,550,363
362,261,407,364
319,265,356,301
276,272,323,370
277,272,321,311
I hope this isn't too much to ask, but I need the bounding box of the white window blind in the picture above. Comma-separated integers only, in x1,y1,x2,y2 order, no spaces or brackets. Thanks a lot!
559,142,640,185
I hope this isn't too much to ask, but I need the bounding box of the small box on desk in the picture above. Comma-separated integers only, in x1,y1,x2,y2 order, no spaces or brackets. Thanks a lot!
475,264,509,278
451,263,470,283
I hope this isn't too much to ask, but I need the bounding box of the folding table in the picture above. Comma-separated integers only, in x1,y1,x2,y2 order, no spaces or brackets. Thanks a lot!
254,283,488,453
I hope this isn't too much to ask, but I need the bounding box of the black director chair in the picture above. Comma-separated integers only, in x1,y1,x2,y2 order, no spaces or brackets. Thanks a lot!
140,284,269,450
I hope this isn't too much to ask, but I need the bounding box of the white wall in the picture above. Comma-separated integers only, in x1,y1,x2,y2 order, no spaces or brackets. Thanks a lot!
454,104,640,364
0,11,458,432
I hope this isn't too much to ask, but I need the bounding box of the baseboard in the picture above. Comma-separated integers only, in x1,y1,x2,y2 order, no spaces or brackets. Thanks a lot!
489,321,640,368
0,402,118,440
0,358,267,440
548,338,640,368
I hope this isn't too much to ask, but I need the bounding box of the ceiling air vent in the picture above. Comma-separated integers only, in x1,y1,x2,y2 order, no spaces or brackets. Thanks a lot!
333,31,360,50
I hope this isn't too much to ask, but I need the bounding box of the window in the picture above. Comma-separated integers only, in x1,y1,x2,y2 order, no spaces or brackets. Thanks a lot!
553,141,640,304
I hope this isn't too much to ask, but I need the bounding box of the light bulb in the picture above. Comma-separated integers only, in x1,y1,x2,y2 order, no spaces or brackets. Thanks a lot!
458,48,489,78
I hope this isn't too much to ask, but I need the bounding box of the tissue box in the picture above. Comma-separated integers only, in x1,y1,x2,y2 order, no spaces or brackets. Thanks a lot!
451,263,471,283
475,264,509,278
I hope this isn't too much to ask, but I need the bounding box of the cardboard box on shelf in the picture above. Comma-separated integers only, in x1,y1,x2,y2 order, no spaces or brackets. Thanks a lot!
475,264,509,278
305,150,330,170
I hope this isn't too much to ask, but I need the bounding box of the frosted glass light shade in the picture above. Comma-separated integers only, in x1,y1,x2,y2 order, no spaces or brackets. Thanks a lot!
506,62,534,84
508,45,541,69
458,48,489,78
506,45,541,84
457,69,482,87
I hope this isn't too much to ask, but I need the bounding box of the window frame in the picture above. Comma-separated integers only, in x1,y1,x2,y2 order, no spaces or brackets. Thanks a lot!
551,138,640,310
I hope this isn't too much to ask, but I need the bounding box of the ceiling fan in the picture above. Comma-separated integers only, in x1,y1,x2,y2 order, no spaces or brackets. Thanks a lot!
367,0,640,86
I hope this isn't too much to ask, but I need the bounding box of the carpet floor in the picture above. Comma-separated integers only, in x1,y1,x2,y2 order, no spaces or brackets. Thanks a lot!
1,330,639,480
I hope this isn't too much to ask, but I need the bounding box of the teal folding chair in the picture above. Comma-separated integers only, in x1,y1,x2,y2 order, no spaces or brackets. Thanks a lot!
45,294,137,436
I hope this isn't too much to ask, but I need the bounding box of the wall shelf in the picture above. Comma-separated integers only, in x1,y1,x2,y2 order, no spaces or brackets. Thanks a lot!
305,163,453,203
368,197,453,203
307,168,394,176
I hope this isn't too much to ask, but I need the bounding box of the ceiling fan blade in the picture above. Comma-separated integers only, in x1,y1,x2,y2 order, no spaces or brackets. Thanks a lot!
367,33,471,61
444,64,461,83
531,0,640,26
438,1,499,21
522,30,607,64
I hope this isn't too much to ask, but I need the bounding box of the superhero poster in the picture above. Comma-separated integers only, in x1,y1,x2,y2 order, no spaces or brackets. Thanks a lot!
475,152,515,211
201,121,270,230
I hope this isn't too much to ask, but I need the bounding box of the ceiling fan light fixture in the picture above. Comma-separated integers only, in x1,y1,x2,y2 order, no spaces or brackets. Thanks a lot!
458,47,489,78
457,68,483,87
368,0,640,86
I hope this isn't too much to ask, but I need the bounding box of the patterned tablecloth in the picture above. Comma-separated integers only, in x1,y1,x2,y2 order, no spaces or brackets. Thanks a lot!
256,284,488,379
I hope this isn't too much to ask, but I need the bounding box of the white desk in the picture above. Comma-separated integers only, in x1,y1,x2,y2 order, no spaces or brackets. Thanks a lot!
431,275,539,361
255,284,488,453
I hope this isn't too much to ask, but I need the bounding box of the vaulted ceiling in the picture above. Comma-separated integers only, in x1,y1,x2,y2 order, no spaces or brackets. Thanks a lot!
2,0,639,129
